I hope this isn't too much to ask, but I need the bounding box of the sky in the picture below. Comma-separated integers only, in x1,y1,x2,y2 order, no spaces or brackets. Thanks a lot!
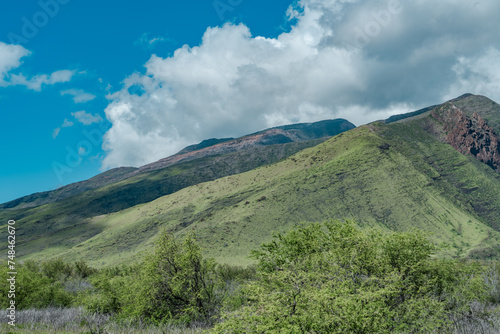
1,0,500,204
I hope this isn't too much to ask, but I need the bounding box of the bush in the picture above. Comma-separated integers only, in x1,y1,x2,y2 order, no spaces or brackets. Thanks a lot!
216,263,256,283
119,230,221,325
0,260,73,309
213,220,493,333
6,222,497,333
41,258,73,280
80,275,124,314
74,259,98,278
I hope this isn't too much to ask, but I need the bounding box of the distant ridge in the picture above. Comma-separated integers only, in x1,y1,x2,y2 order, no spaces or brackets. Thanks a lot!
1,118,355,210
177,138,234,155
385,105,437,124
0,167,137,210
384,94,476,124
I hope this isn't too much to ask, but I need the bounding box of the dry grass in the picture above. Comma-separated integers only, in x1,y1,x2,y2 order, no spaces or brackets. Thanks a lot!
450,303,500,334
0,308,206,334
1,302,499,333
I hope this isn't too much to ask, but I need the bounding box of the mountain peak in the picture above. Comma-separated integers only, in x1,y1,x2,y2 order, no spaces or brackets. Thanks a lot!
451,93,475,101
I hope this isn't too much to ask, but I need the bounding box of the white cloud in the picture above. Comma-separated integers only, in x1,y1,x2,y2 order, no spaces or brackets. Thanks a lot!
62,118,74,128
52,118,74,139
443,47,500,102
52,128,61,139
61,89,96,103
0,42,30,86
135,32,172,49
9,70,75,91
72,110,103,125
102,0,500,169
0,41,74,91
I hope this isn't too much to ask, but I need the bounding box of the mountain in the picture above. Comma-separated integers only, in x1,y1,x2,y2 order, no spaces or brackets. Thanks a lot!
176,138,235,155
3,94,500,267
385,105,437,124
130,118,355,175
1,119,355,210
0,119,355,262
0,167,138,210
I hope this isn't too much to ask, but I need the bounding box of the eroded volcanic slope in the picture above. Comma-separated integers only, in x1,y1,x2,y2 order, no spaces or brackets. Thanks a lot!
3,94,500,267
430,101,500,172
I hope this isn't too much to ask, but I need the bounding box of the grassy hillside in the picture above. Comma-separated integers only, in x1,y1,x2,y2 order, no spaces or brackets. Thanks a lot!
0,139,330,260
4,95,500,267
7,120,500,266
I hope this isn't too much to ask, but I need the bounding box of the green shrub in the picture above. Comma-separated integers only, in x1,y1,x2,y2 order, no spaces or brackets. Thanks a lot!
74,260,97,278
216,263,257,282
5,221,495,333
119,230,221,325
213,220,492,333
0,260,73,309
41,258,73,280
79,275,124,314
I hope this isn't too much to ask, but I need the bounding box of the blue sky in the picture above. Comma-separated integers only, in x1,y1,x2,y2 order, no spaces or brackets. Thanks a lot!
0,0,292,203
2,0,500,204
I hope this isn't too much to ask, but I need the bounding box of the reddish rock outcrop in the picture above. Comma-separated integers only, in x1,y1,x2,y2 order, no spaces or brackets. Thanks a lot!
431,103,500,172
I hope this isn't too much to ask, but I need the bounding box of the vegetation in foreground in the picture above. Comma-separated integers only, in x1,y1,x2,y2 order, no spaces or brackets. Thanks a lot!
2,221,500,333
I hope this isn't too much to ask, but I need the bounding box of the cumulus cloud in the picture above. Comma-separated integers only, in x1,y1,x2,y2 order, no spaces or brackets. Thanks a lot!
102,0,500,169
71,110,103,125
0,41,74,91
61,89,96,103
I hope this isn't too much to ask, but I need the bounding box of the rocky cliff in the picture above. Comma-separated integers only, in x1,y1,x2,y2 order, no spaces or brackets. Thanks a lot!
431,103,500,172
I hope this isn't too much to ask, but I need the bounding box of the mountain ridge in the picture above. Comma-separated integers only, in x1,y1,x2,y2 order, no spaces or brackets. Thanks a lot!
130,118,355,176
3,94,500,266
1,118,355,210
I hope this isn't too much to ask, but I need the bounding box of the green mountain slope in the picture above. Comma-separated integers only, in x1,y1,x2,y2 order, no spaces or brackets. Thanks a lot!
77,125,500,266
0,138,331,256
0,119,355,263
4,94,500,267
1,119,354,210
